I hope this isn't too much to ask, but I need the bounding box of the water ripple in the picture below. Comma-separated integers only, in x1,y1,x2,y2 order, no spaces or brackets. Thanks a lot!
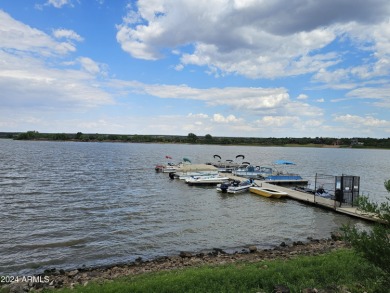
1,140,387,275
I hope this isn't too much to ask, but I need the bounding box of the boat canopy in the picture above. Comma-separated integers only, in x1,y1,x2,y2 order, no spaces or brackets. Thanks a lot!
177,164,218,172
274,160,295,165
183,157,192,163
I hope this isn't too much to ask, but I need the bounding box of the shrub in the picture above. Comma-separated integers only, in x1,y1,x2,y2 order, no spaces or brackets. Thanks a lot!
342,180,390,286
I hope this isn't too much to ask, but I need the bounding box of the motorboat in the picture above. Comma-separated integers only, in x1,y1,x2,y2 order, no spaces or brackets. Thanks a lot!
216,181,232,193
155,162,180,173
249,186,288,198
186,175,230,186
216,179,254,193
232,163,274,179
208,154,245,173
177,171,219,180
155,156,189,173
261,160,308,185
227,179,254,194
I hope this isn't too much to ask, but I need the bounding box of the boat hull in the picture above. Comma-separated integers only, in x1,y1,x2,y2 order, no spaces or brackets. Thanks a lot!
249,186,288,198
227,186,251,193
186,176,230,186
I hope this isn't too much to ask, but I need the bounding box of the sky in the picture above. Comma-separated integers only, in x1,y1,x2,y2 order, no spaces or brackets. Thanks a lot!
1,0,390,138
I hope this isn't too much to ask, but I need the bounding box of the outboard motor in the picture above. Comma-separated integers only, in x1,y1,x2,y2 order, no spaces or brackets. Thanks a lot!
168,172,175,180
219,182,230,193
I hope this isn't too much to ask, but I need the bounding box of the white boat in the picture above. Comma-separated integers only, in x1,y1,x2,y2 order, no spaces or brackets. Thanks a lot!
216,179,254,193
227,179,254,194
155,156,188,173
178,170,219,180
249,186,288,198
216,181,232,193
186,175,230,186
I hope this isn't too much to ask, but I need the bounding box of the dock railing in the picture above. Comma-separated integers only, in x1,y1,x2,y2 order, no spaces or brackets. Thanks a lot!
313,173,360,208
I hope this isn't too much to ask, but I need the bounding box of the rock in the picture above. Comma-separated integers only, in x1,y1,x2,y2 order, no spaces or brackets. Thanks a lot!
179,251,193,258
8,283,28,293
67,269,79,277
248,246,258,253
5,236,347,291
331,231,342,241
213,248,226,254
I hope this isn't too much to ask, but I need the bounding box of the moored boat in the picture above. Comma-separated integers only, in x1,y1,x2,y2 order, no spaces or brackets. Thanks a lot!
227,179,254,194
260,160,308,185
186,175,230,186
232,164,274,179
216,181,232,193
173,164,219,179
249,186,288,198
208,154,245,173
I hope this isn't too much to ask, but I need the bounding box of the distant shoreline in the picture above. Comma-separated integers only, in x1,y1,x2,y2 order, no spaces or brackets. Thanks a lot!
1,131,390,149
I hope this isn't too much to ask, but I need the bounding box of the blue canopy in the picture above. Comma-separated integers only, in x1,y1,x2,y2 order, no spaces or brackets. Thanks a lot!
274,160,295,165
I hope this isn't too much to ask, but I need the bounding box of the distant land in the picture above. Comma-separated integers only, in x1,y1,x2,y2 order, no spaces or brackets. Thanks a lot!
1,131,390,149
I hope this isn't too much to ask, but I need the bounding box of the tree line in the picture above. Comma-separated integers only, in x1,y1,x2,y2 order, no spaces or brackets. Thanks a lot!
2,131,390,148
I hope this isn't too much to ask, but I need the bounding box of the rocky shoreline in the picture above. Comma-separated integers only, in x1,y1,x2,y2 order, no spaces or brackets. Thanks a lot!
2,233,347,292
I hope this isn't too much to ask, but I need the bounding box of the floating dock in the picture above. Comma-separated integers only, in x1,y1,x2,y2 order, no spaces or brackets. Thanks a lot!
224,173,383,224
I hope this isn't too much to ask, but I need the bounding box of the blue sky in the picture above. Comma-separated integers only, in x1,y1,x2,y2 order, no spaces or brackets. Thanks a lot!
1,0,390,138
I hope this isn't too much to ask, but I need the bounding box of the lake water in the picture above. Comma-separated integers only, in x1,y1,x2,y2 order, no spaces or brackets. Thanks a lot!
1,139,389,275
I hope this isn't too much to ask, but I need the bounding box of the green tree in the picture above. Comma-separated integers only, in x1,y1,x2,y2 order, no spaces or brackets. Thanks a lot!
187,133,198,143
76,132,83,139
342,180,390,286
16,131,40,140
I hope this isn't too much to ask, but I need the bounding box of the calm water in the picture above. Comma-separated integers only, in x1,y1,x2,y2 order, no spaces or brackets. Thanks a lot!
1,140,389,275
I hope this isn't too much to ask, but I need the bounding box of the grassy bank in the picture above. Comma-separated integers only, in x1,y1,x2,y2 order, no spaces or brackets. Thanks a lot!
35,249,384,293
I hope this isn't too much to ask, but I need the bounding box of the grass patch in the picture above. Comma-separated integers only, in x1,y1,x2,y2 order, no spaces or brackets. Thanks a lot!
37,249,384,292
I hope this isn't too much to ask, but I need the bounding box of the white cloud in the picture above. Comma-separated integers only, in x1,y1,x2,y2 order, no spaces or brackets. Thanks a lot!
212,114,241,123
78,57,107,75
45,0,73,8
53,29,83,42
297,94,308,100
334,114,390,128
0,10,76,56
187,113,209,119
256,116,300,127
0,11,113,112
123,82,291,111
116,0,390,79
346,87,390,100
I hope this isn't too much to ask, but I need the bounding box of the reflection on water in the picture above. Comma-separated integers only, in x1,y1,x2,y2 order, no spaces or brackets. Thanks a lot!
0,140,387,275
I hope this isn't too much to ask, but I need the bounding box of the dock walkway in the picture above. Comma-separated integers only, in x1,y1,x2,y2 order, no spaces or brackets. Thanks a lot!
225,173,382,223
